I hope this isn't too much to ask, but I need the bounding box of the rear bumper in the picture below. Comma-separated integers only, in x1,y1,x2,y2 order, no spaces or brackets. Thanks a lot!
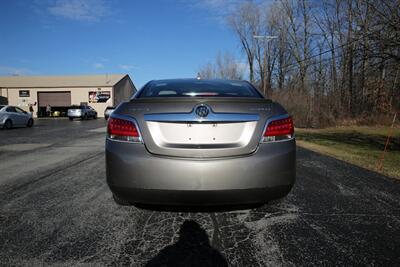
110,186,293,206
67,112,82,118
106,139,296,206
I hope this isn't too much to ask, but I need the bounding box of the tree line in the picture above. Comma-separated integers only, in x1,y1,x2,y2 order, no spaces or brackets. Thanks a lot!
199,0,400,127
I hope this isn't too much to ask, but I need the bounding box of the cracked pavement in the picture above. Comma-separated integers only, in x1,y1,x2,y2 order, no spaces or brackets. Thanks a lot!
0,119,399,266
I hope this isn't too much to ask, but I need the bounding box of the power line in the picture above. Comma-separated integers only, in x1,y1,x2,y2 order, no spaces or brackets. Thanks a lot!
283,51,396,76
283,53,343,74
280,29,380,71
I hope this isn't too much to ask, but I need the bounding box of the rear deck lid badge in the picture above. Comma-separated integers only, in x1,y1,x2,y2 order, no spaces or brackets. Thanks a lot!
195,105,209,118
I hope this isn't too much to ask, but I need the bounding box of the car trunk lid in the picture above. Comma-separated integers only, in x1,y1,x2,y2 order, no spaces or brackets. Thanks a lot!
117,98,277,158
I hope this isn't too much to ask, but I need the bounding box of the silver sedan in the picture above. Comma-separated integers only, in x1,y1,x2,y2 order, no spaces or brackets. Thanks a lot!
0,105,34,129
106,79,296,209
67,105,98,120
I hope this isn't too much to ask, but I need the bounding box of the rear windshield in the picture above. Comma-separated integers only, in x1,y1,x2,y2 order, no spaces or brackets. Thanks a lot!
138,80,263,98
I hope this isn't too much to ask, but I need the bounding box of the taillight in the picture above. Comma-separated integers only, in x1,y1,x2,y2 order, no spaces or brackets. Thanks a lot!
107,117,141,143
262,116,294,142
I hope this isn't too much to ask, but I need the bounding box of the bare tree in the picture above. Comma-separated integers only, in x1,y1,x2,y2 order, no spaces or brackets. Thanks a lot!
198,51,244,80
227,2,261,83
217,0,400,126
198,62,216,80
281,0,312,92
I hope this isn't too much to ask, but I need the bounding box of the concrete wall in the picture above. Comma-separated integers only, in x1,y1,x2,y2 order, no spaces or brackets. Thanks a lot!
0,88,7,99
2,87,114,118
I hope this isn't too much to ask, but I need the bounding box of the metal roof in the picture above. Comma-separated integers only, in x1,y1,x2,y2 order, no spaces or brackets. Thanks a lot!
0,74,129,88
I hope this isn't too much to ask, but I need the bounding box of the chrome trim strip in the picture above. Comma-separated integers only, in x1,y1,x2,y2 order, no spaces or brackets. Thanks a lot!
107,113,143,143
144,105,259,123
259,113,295,143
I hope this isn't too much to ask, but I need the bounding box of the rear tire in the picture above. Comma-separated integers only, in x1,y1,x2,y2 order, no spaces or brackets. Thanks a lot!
93,114,97,119
83,114,88,120
113,194,131,206
69,117,73,121
4,119,12,129
27,118,34,127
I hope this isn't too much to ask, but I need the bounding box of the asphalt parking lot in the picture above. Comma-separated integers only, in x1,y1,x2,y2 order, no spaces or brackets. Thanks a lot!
0,119,399,266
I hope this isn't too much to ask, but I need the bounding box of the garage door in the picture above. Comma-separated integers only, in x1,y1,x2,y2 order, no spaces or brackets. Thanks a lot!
38,92,71,107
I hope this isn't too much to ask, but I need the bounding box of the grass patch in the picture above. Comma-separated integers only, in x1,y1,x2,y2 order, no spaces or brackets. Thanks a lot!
295,126,400,179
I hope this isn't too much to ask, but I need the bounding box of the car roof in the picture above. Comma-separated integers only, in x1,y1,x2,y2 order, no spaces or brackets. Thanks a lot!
149,78,249,85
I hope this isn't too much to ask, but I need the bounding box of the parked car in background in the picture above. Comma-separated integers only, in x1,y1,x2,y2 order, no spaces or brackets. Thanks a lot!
106,79,296,209
104,106,115,120
0,105,34,129
68,105,97,121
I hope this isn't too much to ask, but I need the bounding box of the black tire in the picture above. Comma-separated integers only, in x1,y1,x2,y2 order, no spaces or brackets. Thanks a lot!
4,119,12,129
27,118,34,127
69,117,73,121
113,194,131,206
83,114,88,120
93,113,97,119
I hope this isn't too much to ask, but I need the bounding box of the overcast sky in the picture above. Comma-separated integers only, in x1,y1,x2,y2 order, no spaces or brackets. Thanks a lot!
0,0,243,87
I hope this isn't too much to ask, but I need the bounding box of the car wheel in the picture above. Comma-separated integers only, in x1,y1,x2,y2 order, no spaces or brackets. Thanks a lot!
69,117,73,121
4,119,12,129
83,114,88,120
27,118,34,127
93,114,97,119
112,194,131,206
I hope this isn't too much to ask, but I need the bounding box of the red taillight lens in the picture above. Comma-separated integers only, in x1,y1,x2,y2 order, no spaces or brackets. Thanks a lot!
262,116,294,142
107,117,141,142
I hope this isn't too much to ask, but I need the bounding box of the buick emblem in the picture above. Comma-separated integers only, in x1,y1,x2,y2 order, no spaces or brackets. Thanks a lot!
195,105,209,118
